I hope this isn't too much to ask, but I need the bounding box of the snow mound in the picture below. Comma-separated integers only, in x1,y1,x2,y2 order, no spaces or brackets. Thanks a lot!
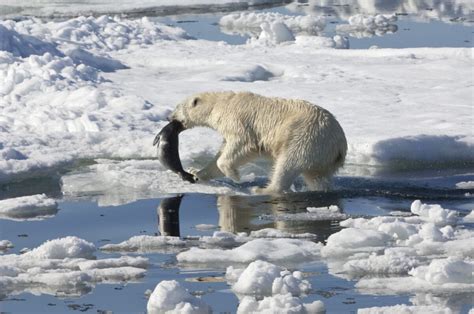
410,200,458,226
147,280,210,314
0,24,61,58
0,236,148,298
3,16,190,52
238,293,325,314
220,12,326,36
177,238,322,265
226,260,311,297
252,21,295,45
221,64,275,82
0,194,58,221
337,14,398,38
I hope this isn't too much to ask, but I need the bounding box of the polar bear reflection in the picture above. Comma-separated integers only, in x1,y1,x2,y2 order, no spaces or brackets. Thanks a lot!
157,194,342,241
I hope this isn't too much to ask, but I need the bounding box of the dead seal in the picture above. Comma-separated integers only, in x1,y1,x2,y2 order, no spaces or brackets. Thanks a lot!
153,120,196,183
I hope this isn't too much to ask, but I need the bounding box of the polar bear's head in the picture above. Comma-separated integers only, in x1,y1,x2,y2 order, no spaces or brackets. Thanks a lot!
170,92,235,129
169,93,216,129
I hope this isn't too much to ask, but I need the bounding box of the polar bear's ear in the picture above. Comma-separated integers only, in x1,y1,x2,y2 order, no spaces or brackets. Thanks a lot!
191,97,200,107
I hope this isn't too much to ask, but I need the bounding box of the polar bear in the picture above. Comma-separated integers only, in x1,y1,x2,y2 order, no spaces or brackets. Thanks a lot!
169,91,347,194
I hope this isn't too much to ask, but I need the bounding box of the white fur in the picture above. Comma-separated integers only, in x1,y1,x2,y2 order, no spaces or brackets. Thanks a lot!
170,91,347,194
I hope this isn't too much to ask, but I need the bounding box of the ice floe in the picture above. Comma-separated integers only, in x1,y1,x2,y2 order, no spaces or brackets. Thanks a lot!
0,236,148,298
147,280,211,314
410,200,458,226
463,210,474,223
0,194,58,221
177,238,322,265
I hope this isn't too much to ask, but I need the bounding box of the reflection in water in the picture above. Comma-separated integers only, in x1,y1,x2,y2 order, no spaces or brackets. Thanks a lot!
286,0,474,24
157,192,345,242
157,194,183,237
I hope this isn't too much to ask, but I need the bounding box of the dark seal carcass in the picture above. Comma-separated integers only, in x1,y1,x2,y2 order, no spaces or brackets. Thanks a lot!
153,120,196,183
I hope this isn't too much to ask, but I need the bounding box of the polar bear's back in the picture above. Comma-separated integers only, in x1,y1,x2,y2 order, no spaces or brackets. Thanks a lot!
202,91,347,173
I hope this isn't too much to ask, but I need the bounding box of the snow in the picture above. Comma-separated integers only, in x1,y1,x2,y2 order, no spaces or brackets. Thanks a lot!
0,194,58,221
147,280,211,314
321,228,392,257
0,236,148,297
0,15,471,192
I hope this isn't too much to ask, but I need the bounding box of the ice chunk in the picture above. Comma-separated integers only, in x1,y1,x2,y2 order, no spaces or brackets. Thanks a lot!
0,240,13,252
456,181,474,189
0,236,148,298
237,294,324,314
147,280,211,314
410,200,458,226
100,235,186,253
322,228,391,257
0,194,58,221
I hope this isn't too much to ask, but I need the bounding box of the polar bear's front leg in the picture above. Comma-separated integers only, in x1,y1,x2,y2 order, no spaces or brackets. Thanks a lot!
189,152,224,181
215,139,246,182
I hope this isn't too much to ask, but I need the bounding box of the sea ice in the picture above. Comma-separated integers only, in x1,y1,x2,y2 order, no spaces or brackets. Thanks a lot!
177,238,322,265
0,194,58,221
456,181,474,189
100,235,186,253
463,210,474,223
147,280,211,314
0,236,148,298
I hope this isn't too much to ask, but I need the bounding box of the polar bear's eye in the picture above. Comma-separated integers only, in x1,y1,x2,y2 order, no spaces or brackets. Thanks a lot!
192,97,200,107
